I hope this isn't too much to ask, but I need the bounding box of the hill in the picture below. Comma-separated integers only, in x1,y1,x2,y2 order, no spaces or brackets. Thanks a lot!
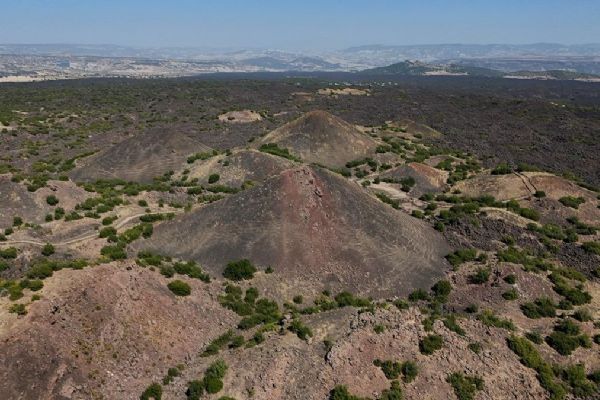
255,111,379,168
0,263,237,399
70,129,212,183
183,149,296,187
380,162,448,196
361,60,503,77
136,166,451,298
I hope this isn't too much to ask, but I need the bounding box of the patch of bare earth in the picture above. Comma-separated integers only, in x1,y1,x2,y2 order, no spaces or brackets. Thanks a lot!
218,110,263,123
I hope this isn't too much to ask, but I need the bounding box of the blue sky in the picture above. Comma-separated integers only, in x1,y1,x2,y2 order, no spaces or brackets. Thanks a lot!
1,0,599,50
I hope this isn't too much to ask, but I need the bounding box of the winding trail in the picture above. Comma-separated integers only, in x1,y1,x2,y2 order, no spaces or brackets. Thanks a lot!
1,211,181,247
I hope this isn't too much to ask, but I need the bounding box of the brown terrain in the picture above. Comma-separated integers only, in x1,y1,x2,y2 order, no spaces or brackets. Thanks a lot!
136,165,451,299
70,128,213,183
181,149,296,187
256,110,379,168
0,77,599,400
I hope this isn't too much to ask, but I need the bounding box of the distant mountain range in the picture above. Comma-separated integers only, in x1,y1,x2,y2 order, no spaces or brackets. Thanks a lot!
359,60,600,80
1,43,600,80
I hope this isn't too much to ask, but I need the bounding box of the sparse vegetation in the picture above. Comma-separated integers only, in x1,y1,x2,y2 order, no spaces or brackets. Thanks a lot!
140,383,162,400
520,298,557,319
223,259,257,281
419,334,444,355
167,280,191,296
447,372,484,400
259,143,301,161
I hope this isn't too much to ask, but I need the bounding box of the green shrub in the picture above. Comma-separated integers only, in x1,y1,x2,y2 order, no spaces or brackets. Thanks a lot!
0,247,18,259
468,342,482,354
328,385,365,400
334,291,371,307
545,319,591,356
140,383,162,400
518,207,540,221
167,280,191,296
443,314,465,335
259,143,301,161
581,241,600,255
546,332,591,356
203,360,228,394
46,195,59,205
41,243,55,256
400,361,418,383
469,267,490,284
419,334,443,355
477,310,515,330
491,163,512,175
101,215,118,225
288,319,313,340
560,364,597,397
186,380,204,400
223,259,257,281
13,216,23,226
374,359,402,380
379,380,403,400
525,331,543,344
173,261,210,282
503,274,517,284
520,298,557,319
431,280,452,301
187,151,216,164
9,303,27,315
138,199,148,207
99,226,117,238
100,244,127,260
208,173,220,184
26,279,44,291
506,335,567,400
292,295,303,304
162,366,181,385
549,273,592,305
465,304,479,314
502,288,519,300
408,288,430,302
228,335,245,348
445,249,477,268
202,331,234,357
559,196,585,209
447,372,484,400
573,308,593,322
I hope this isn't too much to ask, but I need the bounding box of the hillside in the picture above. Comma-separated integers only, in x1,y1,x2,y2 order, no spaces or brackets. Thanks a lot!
70,129,212,183
137,165,451,298
182,149,296,187
0,78,599,400
255,110,379,168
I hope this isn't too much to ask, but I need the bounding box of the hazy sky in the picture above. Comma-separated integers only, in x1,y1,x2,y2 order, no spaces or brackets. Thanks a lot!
1,0,599,50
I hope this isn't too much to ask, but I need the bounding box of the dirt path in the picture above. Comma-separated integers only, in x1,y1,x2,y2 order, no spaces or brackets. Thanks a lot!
1,211,180,247
513,172,538,195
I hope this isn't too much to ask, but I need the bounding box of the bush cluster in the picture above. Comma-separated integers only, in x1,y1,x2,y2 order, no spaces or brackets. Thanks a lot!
447,372,484,400
167,280,191,296
223,259,257,281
